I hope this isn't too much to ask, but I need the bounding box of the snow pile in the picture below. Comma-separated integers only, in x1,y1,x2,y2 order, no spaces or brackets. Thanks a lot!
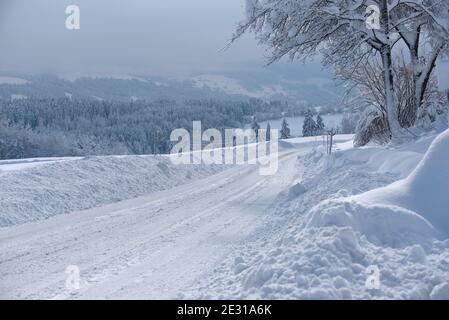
359,129,449,236
306,199,438,247
308,129,449,242
200,225,449,299
0,155,223,227
288,182,307,199
193,133,449,299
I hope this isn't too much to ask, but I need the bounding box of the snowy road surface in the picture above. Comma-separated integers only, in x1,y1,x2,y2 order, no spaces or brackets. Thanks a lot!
0,148,308,299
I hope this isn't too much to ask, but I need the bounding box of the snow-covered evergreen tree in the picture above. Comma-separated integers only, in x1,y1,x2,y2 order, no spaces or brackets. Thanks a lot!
302,110,316,137
315,115,325,135
280,118,290,139
266,122,271,141
251,116,261,140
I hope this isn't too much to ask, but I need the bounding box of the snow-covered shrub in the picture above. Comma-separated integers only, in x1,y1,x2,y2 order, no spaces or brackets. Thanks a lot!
394,60,417,128
346,56,447,146
354,107,390,147
415,90,448,130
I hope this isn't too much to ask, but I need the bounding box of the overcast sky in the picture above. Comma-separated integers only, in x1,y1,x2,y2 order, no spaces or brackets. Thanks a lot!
0,0,275,78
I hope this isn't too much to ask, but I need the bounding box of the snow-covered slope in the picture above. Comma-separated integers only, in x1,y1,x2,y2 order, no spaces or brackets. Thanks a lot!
0,155,223,227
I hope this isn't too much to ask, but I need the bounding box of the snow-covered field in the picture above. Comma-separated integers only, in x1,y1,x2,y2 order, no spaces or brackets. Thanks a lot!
1,133,448,300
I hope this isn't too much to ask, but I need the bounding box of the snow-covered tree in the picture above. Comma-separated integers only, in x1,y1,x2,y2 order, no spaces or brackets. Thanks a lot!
302,110,316,137
280,117,290,139
315,115,325,135
251,116,261,139
340,52,446,141
233,0,449,142
233,0,399,139
393,0,449,123
266,122,271,141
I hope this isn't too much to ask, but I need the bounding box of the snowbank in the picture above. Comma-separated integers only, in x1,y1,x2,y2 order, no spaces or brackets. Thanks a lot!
307,199,438,247
0,157,81,172
357,129,449,236
0,155,223,227
308,129,449,241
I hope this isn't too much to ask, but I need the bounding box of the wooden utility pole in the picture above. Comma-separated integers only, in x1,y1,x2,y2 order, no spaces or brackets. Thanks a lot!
327,128,337,155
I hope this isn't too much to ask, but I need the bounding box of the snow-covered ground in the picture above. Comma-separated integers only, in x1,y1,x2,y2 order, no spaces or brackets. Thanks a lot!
1,133,448,299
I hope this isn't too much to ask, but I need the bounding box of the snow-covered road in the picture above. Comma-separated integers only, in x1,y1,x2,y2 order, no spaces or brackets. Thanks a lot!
0,149,307,299
4,133,446,300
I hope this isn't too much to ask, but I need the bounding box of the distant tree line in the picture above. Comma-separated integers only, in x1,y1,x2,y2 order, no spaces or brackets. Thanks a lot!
0,97,311,160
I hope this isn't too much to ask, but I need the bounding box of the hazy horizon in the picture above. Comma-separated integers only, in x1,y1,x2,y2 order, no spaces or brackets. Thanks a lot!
0,0,280,79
